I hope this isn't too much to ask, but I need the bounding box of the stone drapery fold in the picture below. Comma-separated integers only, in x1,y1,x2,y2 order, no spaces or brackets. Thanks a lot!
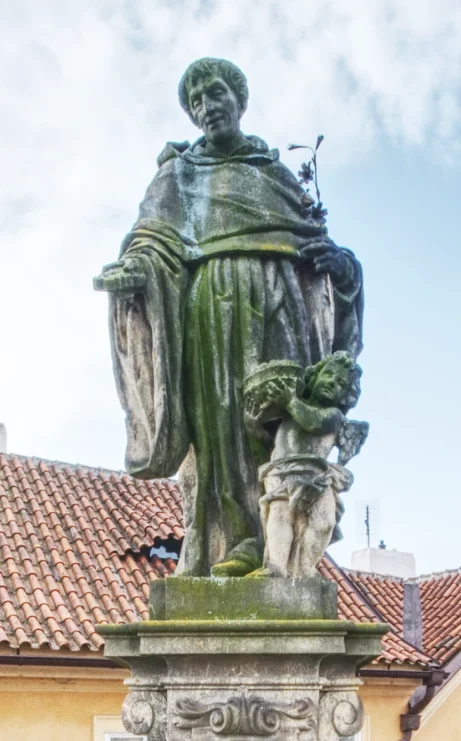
109,241,189,479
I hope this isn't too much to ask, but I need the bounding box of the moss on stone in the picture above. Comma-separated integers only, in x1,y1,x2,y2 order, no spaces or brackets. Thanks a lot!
97,618,389,637
149,576,338,621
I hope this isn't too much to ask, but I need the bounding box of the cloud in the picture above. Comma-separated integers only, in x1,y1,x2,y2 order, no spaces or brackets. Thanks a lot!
1,0,461,466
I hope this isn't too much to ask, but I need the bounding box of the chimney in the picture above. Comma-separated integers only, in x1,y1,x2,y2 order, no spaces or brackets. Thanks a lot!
351,546,416,579
0,424,6,454
403,582,423,649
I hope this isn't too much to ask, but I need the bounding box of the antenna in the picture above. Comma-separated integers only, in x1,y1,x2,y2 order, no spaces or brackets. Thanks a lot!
355,499,380,548
365,505,370,548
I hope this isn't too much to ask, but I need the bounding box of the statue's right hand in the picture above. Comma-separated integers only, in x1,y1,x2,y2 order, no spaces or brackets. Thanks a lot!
93,258,147,297
246,377,297,420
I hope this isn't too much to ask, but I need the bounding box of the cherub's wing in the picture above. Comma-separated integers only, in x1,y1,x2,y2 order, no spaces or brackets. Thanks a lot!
337,419,369,465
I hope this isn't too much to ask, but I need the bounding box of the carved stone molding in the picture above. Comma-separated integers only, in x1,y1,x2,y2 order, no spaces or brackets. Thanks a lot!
318,691,364,741
122,689,167,741
174,692,316,738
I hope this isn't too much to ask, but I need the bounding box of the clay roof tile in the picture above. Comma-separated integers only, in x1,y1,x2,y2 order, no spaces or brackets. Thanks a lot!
0,455,178,651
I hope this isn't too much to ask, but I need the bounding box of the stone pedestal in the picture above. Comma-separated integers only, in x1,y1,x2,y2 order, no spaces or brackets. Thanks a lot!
98,577,388,741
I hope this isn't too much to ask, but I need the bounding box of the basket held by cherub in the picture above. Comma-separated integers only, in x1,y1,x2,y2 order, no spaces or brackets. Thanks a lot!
243,352,369,578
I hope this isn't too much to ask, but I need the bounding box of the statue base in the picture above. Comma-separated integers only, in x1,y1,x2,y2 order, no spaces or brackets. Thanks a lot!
98,577,388,741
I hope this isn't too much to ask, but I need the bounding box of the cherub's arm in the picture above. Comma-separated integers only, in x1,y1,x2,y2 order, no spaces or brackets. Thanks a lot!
285,397,344,435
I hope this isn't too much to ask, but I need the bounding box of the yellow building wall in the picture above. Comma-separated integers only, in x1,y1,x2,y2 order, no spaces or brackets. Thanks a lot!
415,672,461,741
0,664,423,741
360,677,421,741
2,670,460,741
0,665,129,741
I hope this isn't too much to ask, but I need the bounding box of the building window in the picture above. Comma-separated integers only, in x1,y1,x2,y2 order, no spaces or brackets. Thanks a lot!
94,716,147,741
104,735,147,741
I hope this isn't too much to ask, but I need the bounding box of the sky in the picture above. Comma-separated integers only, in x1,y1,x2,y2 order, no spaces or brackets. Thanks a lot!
2,0,461,575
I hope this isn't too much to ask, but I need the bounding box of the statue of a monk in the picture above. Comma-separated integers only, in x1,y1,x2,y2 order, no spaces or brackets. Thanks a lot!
94,58,363,576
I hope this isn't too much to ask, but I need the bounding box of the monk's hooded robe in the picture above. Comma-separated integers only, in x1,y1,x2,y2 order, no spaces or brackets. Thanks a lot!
109,135,363,575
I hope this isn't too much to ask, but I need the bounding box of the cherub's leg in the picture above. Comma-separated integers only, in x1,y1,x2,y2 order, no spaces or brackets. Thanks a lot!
264,500,294,576
293,488,336,578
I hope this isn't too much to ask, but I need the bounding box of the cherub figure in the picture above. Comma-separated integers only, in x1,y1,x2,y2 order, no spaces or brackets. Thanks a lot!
244,351,368,578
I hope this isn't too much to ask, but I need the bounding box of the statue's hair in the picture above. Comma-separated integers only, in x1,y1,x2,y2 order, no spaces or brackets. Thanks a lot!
304,351,362,413
178,57,249,123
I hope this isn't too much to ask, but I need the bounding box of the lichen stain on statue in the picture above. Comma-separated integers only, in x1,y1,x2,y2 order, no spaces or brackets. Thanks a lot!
94,57,366,579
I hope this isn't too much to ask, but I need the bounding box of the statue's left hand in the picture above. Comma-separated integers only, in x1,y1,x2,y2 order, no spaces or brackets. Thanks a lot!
300,237,349,285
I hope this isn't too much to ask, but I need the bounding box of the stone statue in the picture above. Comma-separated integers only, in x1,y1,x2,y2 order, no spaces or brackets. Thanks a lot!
97,62,379,741
243,352,368,578
94,57,365,577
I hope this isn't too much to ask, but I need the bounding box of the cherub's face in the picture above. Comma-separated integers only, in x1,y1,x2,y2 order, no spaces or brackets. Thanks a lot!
311,360,350,406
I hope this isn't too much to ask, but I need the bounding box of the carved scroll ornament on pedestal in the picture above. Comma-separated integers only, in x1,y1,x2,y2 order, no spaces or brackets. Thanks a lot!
174,693,316,738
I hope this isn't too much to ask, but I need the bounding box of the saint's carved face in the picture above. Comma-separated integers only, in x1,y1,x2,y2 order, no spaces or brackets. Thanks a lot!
189,76,241,145
311,360,351,407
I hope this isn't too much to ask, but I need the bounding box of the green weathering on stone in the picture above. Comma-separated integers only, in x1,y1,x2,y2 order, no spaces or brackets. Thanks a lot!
148,576,338,621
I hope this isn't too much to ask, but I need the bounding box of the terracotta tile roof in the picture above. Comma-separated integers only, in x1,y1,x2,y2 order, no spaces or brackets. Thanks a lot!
346,570,404,633
0,454,182,651
0,453,448,669
340,565,461,667
318,556,433,666
416,569,461,664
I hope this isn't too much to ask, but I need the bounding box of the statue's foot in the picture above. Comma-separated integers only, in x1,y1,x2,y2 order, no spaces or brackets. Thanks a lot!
210,558,255,577
244,565,284,578
244,566,273,578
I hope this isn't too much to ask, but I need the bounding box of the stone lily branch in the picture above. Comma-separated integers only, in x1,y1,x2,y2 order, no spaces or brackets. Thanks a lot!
288,135,328,222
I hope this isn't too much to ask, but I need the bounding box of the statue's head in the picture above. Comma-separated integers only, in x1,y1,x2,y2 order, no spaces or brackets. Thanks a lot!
304,352,362,413
178,58,248,145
